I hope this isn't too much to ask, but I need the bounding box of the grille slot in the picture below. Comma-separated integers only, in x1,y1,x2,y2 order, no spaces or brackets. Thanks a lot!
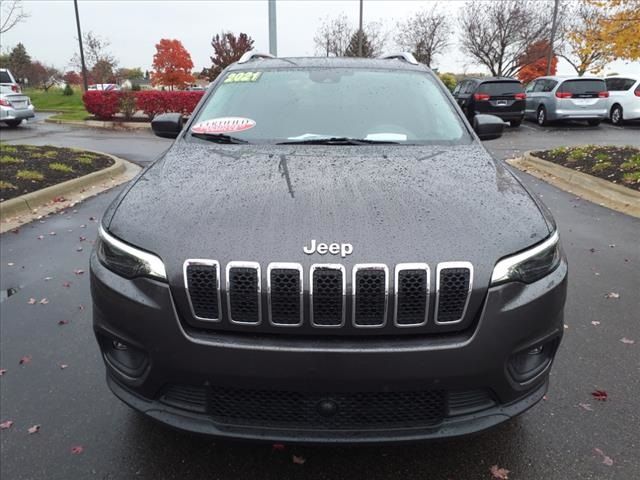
394,264,430,327
184,260,220,321
311,265,346,327
208,386,446,429
226,262,261,325
268,263,303,326
160,385,208,413
353,264,388,328
435,262,473,325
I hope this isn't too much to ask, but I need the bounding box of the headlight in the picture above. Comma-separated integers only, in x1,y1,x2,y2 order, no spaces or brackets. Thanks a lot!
97,225,167,281
491,231,561,285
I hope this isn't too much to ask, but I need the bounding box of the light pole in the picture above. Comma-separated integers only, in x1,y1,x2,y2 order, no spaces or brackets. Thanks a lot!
358,0,363,57
546,0,560,76
268,0,277,56
73,0,88,91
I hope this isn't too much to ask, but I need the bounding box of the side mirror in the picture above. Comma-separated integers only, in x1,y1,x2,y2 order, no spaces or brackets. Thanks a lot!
473,114,505,141
151,113,184,139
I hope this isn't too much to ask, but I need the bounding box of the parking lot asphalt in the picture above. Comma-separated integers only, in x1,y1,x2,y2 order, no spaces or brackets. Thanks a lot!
1,116,639,479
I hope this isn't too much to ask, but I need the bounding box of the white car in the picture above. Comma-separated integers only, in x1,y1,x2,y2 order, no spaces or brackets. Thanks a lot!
605,76,640,125
0,68,35,127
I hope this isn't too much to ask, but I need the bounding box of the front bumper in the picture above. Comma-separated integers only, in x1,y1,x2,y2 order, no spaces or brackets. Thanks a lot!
0,104,35,121
91,253,568,443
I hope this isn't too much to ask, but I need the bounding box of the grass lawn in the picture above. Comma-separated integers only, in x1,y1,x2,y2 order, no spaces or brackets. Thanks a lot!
0,144,114,201
23,87,89,120
533,145,640,191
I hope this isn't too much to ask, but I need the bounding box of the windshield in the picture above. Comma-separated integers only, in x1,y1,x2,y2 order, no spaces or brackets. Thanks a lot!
190,68,469,144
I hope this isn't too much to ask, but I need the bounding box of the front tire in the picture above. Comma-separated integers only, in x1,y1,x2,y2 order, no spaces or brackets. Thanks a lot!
588,119,601,127
537,106,548,126
4,119,22,128
610,105,623,125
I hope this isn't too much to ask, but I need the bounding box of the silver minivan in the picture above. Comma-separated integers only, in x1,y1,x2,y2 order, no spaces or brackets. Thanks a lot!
525,76,609,126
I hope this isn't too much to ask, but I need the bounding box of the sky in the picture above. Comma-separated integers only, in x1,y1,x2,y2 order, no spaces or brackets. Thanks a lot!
1,0,639,76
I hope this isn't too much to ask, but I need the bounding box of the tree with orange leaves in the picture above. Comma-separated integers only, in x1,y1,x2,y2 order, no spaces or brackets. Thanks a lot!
587,0,640,60
151,39,195,90
517,40,557,85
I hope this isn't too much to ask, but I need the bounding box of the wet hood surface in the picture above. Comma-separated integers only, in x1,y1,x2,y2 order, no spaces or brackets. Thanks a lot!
108,141,550,286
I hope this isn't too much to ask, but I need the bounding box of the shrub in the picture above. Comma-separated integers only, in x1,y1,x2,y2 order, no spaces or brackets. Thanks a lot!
16,170,44,181
119,91,137,120
136,90,204,119
0,180,18,190
82,91,120,119
63,83,74,96
49,162,73,173
75,155,94,165
0,155,23,164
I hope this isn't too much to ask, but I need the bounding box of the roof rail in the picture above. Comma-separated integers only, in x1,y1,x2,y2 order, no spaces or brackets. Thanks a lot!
237,51,275,64
379,52,419,65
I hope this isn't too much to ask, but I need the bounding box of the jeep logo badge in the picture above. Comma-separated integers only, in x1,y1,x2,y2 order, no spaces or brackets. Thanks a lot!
303,240,353,258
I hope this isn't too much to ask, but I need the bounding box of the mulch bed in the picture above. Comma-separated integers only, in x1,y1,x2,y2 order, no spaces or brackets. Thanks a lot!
0,145,114,202
533,145,640,192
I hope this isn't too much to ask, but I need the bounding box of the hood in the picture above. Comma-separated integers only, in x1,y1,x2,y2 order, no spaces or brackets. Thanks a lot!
108,142,550,287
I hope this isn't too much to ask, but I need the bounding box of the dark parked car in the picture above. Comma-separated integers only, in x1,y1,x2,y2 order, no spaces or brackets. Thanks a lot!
91,52,567,444
453,77,526,127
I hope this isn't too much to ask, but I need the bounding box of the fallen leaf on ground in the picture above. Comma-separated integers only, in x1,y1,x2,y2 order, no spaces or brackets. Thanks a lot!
604,292,620,299
0,420,13,430
589,248,596,253
490,465,510,479
76,247,83,252
608,244,615,248
39,298,49,305
27,424,40,434
27,298,36,305
292,455,306,465
71,446,84,454
591,390,608,401
79,236,87,242
62,282,71,288
80,224,87,228
591,321,600,326
49,232,56,236
37,235,44,240
43,277,53,281
19,355,32,365
0,369,6,376
620,337,635,345
78,304,85,311
74,269,85,275
58,319,70,326
594,448,614,466
7,262,14,266
59,364,68,370
578,403,593,411
272,443,285,451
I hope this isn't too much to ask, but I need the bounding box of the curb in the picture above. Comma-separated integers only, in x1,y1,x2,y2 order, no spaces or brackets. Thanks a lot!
507,151,640,219
45,117,151,130
0,151,125,220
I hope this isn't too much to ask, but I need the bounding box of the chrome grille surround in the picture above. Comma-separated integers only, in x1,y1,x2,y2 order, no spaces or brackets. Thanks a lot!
267,262,304,327
183,259,221,322
394,263,430,327
434,261,473,325
226,261,262,325
352,264,389,328
310,264,347,328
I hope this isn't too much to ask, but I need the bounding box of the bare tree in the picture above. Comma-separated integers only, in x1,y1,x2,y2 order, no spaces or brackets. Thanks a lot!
314,14,386,57
1,0,29,34
314,14,353,57
70,31,117,74
395,5,449,67
459,0,554,77
559,0,613,75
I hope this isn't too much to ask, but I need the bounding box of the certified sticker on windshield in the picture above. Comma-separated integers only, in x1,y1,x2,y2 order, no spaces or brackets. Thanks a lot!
223,72,262,83
191,117,256,134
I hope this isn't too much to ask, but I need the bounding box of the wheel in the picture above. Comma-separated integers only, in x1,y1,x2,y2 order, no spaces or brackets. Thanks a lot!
536,106,548,126
587,119,601,127
610,105,623,125
4,119,22,128
510,119,522,127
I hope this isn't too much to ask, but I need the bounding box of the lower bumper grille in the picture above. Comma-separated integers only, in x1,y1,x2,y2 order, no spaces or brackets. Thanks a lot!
159,384,495,430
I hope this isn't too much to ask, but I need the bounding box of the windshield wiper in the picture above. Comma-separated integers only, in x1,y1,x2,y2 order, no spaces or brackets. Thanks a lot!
277,137,400,145
191,132,249,144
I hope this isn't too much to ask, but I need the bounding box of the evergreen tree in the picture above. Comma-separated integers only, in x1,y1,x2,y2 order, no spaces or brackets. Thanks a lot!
344,30,374,58
8,43,31,82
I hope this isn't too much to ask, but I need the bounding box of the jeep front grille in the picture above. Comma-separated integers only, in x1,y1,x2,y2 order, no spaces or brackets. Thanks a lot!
184,260,474,331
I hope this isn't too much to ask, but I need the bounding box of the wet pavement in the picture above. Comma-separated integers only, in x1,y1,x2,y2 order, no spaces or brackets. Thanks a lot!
1,116,639,479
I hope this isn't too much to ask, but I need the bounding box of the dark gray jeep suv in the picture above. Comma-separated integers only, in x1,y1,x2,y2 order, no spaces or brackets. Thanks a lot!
91,52,567,443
